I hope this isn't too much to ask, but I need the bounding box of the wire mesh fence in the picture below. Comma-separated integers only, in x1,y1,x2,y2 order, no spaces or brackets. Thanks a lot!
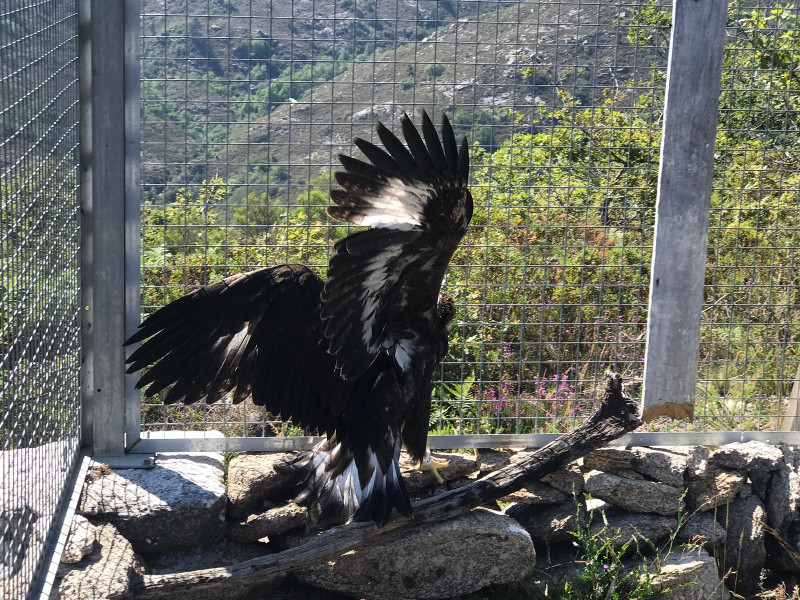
137,0,799,441
696,1,800,433
0,1,82,598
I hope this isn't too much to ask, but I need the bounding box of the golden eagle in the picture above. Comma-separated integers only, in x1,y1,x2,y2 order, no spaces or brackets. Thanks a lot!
125,112,472,525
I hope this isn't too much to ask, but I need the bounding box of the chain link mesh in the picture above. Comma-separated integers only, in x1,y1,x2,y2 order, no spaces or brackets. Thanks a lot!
0,1,82,598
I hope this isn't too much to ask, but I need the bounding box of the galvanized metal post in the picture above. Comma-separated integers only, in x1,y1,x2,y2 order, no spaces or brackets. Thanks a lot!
641,0,728,421
80,0,143,459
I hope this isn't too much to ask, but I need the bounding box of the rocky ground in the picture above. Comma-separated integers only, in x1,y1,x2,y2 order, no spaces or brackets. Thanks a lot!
48,440,800,599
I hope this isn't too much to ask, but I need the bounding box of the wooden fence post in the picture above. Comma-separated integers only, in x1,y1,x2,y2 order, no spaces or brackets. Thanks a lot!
641,0,728,421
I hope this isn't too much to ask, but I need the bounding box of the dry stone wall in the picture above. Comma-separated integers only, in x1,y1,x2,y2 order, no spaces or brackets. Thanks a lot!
51,440,799,599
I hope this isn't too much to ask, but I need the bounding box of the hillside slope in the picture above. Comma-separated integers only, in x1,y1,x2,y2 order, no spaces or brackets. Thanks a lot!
206,0,664,200
140,0,474,193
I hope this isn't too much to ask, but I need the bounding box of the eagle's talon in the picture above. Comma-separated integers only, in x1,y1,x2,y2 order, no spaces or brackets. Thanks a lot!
417,451,449,484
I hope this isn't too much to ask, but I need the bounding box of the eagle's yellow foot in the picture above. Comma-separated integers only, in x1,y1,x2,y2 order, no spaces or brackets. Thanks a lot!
416,451,449,484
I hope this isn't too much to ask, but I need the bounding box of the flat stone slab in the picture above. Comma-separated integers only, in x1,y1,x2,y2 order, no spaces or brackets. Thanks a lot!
584,446,706,487
79,454,226,554
711,441,784,472
228,502,307,543
475,448,514,475
53,523,142,600
297,509,535,600
540,461,584,496
583,447,636,471
500,480,569,505
591,510,677,549
146,539,273,575
584,470,684,515
653,548,729,599
506,499,589,544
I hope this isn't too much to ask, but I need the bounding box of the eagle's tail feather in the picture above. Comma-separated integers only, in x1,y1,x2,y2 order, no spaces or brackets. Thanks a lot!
279,434,411,527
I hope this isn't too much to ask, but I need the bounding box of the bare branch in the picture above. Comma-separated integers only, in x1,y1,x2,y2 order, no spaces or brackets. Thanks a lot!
134,373,640,597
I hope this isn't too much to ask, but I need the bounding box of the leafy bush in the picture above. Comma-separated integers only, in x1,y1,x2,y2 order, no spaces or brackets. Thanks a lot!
134,2,800,434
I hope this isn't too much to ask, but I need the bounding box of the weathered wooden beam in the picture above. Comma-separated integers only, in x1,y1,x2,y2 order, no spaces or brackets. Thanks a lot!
641,0,728,422
133,374,641,597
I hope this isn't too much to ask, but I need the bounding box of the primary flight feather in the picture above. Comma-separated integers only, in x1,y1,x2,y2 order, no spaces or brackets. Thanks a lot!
125,111,473,525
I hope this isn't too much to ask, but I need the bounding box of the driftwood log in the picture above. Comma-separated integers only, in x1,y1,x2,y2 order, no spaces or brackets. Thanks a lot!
134,372,641,597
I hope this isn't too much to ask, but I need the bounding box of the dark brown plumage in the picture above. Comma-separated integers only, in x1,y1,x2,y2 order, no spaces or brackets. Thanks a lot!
125,112,472,526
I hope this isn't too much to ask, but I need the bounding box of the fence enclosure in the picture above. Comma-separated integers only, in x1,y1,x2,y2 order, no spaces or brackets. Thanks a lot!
131,0,799,452
1,1,82,598
1,0,800,597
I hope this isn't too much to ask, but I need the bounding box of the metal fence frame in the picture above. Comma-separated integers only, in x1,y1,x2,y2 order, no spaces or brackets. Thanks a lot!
74,0,800,460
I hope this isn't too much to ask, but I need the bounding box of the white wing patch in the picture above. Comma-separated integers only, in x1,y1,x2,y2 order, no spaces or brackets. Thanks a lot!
349,178,433,230
315,438,395,519
393,338,415,371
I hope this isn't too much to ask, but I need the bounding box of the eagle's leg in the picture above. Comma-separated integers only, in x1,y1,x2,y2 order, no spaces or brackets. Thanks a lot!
416,449,449,484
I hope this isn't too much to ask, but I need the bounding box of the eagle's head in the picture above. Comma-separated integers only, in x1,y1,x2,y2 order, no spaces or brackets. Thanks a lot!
437,291,456,329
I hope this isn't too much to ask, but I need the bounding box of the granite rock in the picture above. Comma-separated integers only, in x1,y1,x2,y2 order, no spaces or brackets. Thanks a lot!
226,453,294,519
145,538,272,575
675,512,726,554
228,502,307,543
60,515,97,564
582,447,636,472
764,446,800,572
53,523,141,600
297,509,535,600
499,480,569,505
590,510,677,549
584,446,704,488
506,499,589,544
686,465,747,511
631,447,695,487
79,454,226,554
476,448,514,475
652,548,729,600
716,494,767,594
584,470,684,515
750,469,771,500
711,441,785,473
541,461,584,496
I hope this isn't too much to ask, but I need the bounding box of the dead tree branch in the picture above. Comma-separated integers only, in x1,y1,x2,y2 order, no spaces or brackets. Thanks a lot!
134,372,640,597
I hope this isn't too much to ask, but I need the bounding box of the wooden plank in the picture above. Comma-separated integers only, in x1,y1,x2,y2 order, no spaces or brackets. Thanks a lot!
641,0,728,422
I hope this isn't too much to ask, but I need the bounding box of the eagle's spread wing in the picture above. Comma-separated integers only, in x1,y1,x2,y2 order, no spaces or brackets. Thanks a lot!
322,111,472,379
124,264,349,434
